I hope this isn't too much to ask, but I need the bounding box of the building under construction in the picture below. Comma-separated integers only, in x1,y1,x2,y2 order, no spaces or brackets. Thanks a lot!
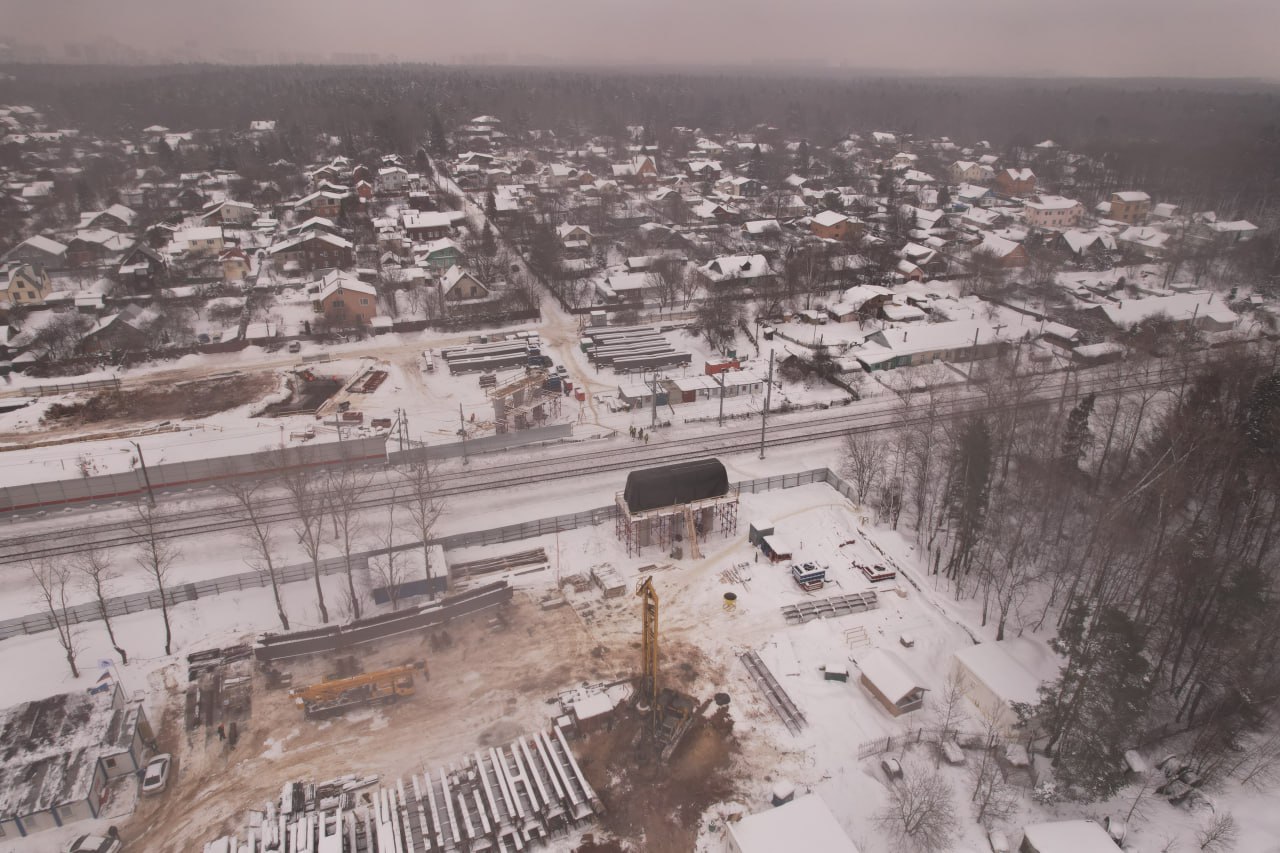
487,369,563,433
615,459,739,558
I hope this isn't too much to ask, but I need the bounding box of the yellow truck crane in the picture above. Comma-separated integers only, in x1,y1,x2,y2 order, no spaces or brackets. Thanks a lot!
289,661,428,719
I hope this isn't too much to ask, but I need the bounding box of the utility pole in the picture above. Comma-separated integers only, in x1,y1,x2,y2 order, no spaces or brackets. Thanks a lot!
130,441,156,507
459,403,468,465
715,370,726,427
758,349,774,459
649,371,659,429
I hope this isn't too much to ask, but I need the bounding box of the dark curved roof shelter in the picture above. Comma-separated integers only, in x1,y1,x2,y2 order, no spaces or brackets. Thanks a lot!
623,458,729,513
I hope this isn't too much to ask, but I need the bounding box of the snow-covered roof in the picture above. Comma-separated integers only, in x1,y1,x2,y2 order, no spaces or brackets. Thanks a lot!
314,272,375,301
743,219,782,235
858,319,1005,367
728,795,860,853
1024,194,1080,212
403,210,464,231
841,284,892,308
1112,190,1150,203
881,303,927,322
1100,292,1237,329
954,641,1043,707
978,233,1022,258
856,647,926,704
1021,820,1119,853
701,254,770,283
812,209,850,228
1001,167,1035,181
12,234,67,256
1060,230,1116,255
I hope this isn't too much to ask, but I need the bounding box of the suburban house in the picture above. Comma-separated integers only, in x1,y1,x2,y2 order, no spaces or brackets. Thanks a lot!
1056,229,1117,260
666,370,764,404
1095,291,1238,333
596,271,656,302
1108,191,1152,225
415,238,464,272
0,684,152,838
556,224,594,255
726,795,861,853
1,235,68,270
375,166,409,194
439,265,491,303
611,155,658,184
948,160,988,184
292,190,348,220
403,210,465,241
176,225,225,258
1116,226,1170,259
66,230,130,269
219,247,252,283
699,254,772,288
809,210,860,241
993,167,1036,197
855,319,1005,371
952,640,1048,734
201,200,257,225
312,272,377,326
4,263,52,305
1022,195,1083,230
826,284,892,323
117,243,168,287
77,203,136,231
267,231,355,273
976,233,1028,267
80,307,150,354
720,176,763,198
857,647,928,716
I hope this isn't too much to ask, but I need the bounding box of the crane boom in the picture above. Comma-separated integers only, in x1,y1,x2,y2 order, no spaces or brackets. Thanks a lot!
636,576,659,730
290,661,428,718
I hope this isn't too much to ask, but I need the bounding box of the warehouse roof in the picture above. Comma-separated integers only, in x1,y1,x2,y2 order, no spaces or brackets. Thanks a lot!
623,459,729,513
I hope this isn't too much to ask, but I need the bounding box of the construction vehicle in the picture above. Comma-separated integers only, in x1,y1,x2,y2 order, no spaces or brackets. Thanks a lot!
289,661,428,719
635,576,698,761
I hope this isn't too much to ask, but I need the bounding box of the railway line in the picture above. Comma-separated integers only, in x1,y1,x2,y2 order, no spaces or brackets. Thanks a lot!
0,358,1201,565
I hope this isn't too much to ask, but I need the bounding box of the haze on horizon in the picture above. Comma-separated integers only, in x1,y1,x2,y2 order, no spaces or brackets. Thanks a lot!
1,0,1278,80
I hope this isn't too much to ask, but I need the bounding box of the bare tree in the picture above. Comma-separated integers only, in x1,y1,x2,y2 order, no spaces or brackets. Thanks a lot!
127,501,179,656
842,430,885,506
326,465,374,619
278,451,330,623
1196,811,1238,852
74,548,127,664
399,457,444,599
219,477,290,630
369,490,407,610
30,558,80,677
969,705,1018,825
930,669,970,752
875,765,957,853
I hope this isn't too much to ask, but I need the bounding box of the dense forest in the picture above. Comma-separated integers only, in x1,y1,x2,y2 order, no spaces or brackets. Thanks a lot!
4,64,1280,214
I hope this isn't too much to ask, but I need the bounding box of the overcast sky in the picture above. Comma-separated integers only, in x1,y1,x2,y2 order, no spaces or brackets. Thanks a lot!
2,0,1278,79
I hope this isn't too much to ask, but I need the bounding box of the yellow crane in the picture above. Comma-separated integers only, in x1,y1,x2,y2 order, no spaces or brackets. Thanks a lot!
637,576,659,732
290,661,428,719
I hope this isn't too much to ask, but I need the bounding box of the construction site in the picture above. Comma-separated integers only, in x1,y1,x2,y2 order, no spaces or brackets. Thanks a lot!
6,458,1020,853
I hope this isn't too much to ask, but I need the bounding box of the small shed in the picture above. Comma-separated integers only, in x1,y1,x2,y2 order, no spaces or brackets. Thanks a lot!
857,648,927,716
748,519,775,547
823,662,850,682
727,794,860,853
1020,820,1120,853
569,692,616,735
760,535,793,563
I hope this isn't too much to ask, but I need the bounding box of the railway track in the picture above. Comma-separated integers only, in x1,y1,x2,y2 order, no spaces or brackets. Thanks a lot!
0,360,1210,565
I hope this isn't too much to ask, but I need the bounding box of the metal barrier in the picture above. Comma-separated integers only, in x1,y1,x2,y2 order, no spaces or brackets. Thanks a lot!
16,376,121,397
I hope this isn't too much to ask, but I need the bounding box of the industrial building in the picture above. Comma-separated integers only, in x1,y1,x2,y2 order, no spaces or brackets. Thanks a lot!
0,683,151,837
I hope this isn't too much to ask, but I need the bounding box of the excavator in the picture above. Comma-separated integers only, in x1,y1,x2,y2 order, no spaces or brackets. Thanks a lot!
289,661,428,719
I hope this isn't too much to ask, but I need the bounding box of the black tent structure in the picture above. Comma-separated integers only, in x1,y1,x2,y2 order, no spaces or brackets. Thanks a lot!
616,458,739,557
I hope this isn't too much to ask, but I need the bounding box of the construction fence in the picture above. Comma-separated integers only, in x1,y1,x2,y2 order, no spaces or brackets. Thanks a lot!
0,467,848,641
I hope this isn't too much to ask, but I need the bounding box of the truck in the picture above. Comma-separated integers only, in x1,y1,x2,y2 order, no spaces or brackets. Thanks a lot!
289,661,428,719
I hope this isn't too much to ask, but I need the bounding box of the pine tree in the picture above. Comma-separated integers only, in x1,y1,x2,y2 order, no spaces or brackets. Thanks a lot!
1060,393,1096,472
480,222,496,258
796,140,810,174
429,112,447,158
485,191,498,220
946,419,993,582
1028,604,1154,800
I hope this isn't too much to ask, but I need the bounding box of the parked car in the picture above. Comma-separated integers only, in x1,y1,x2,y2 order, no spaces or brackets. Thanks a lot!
1103,816,1128,845
66,832,121,853
287,341,302,353
141,753,171,795
880,757,903,780
554,364,569,378
987,829,1011,853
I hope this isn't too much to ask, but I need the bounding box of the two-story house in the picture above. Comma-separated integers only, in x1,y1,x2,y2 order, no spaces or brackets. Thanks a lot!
4,263,51,305
312,272,377,326
993,168,1037,197
1108,191,1152,225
